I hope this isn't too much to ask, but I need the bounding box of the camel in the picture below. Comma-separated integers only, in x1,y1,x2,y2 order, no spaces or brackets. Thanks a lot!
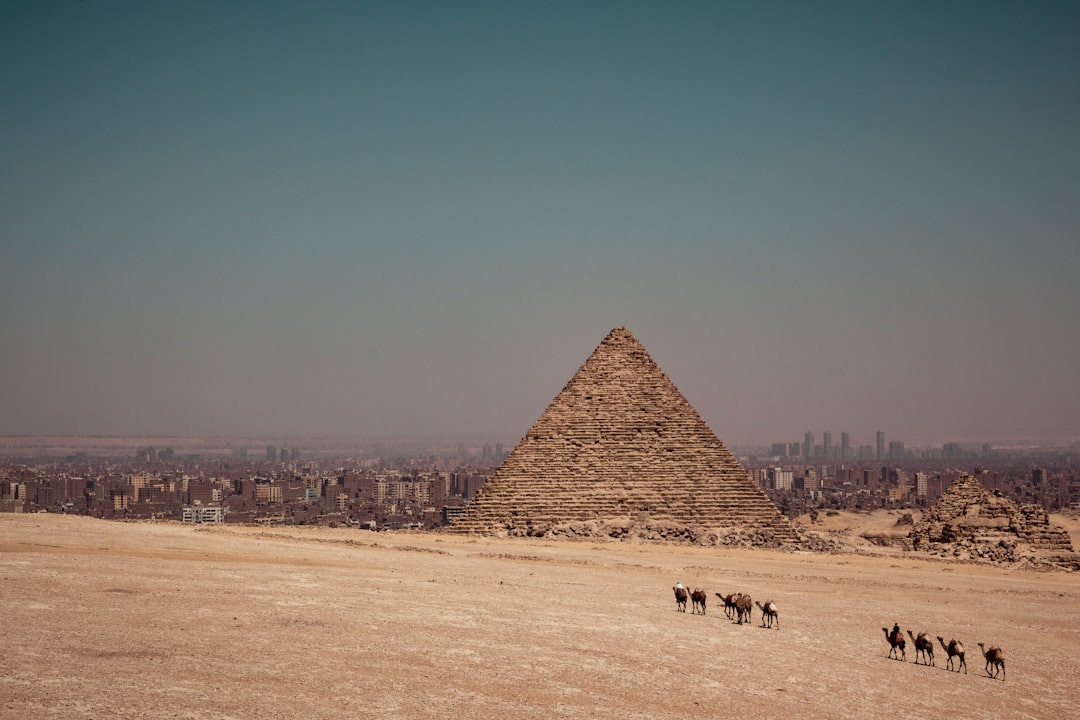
673,585,688,612
906,630,935,666
691,589,707,615
715,593,738,620
882,627,906,661
977,643,1005,680
755,600,779,629
734,593,753,625
937,637,967,673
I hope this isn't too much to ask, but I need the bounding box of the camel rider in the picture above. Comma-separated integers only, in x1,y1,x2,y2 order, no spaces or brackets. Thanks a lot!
892,623,901,641
676,582,685,591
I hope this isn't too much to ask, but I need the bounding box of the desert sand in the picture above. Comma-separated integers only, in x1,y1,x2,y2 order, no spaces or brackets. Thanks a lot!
2,512,1078,720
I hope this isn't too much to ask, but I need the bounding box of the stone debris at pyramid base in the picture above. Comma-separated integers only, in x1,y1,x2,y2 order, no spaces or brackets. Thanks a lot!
472,517,806,548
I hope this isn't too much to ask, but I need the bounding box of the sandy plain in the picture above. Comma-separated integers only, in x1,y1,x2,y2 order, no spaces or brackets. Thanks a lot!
2,512,1078,720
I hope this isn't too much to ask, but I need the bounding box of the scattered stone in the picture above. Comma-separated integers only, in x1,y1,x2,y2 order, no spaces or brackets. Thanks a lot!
909,474,1076,569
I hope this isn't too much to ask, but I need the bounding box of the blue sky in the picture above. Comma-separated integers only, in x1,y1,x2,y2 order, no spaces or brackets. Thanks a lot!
2,1,1078,447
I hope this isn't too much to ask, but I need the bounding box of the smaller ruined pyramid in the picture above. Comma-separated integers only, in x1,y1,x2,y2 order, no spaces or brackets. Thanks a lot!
448,327,799,545
910,474,1074,564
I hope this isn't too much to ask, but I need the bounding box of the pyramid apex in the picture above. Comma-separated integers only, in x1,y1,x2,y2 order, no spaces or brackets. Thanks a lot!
601,326,641,344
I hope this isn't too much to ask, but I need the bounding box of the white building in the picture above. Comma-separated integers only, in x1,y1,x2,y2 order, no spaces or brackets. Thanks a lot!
768,467,793,491
182,505,227,524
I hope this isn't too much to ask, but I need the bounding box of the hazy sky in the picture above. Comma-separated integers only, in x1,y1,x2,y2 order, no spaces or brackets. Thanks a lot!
2,1,1078,447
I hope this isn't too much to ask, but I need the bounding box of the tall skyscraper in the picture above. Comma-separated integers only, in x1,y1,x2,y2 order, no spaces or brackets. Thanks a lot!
840,432,850,462
804,431,815,460
876,431,885,462
822,431,832,461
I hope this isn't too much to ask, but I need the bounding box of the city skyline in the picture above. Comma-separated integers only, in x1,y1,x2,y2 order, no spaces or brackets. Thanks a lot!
3,2,1079,447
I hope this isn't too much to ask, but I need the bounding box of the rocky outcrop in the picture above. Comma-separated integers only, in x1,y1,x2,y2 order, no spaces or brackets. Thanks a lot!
446,328,800,547
909,474,1075,567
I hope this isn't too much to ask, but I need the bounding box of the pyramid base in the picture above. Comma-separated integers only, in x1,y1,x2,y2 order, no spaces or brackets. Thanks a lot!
451,517,804,549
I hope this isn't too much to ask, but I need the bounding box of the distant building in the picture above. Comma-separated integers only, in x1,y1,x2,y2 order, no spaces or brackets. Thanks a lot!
442,505,467,524
182,505,226,523
876,431,885,462
255,483,282,504
768,467,793,490
915,472,929,497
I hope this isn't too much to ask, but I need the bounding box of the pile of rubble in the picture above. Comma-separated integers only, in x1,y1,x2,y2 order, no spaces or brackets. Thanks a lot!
909,474,1076,568
502,518,805,549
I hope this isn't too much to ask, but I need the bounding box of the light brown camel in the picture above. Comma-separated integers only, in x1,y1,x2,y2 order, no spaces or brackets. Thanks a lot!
673,585,688,612
906,630,935,666
977,643,1005,680
715,592,738,620
883,627,906,661
937,637,967,673
755,600,779,629
735,593,753,625
691,588,707,615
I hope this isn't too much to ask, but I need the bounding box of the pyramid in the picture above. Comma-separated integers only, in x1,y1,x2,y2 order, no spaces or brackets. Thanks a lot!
909,474,1074,565
447,327,800,546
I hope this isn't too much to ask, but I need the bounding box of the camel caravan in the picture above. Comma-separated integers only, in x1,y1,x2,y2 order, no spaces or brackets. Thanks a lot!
671,586,1003,680
671,585,779,628
882,625,1004,680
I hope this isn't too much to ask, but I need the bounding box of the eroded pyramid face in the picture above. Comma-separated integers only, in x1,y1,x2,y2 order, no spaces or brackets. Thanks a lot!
448,328,798,545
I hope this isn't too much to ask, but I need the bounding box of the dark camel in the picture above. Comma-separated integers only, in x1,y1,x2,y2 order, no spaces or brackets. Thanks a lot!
715,592,738,620
977,643,1005,680
691,589,707,615
673,585,688,612
906,630,935,666
883,627,906,661
755,600,779,629
937,637,967,673
734,593,753,625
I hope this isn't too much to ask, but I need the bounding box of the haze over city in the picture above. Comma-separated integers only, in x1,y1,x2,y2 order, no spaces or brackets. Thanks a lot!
2,2,1078,448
